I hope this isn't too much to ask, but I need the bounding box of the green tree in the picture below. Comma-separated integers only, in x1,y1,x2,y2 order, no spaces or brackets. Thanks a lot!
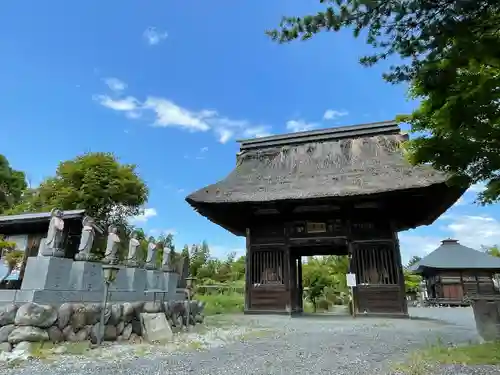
268,0,499,84
9,152,148,225
0,236,23,283
0,155,27,214
407,255,422,268
189,241,211,277
268,1,500,203
401,59,500,204
302,258,332,312
483,245,500,258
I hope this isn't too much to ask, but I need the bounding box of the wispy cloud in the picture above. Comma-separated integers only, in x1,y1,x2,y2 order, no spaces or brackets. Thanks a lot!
103,77,127,93
149,228,177,236
93,95,139,112
286,119,317,133
130,208,158,223
143,27,168,45
323,109,348,120
93,79,271,143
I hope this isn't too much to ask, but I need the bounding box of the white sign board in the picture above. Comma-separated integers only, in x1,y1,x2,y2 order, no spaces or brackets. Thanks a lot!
346,273,357,287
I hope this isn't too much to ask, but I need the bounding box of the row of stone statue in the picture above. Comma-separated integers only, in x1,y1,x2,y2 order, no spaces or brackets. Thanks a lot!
42,209,171,270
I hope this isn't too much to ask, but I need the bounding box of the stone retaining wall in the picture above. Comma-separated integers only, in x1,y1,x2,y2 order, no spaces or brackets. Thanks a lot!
0,300,205,353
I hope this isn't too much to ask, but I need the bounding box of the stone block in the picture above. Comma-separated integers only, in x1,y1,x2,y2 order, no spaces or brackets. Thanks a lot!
162,272,179,300
471,299,500,341
146,270,164,290
139,312,173,342
111,267,147,292
20,257,73,291
68,261,104,292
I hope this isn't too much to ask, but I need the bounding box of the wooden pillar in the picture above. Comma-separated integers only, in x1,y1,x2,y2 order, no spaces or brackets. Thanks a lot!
297,256,303,311
244,228,251,312
391,226,408,315
345,214,357,314
283,222,292,313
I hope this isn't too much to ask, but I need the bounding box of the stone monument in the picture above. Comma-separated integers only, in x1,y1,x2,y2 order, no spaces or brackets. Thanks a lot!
102,225,120,265
161,247,178,300
75,216,96,261
145,239,158,270
125,232,140,267
145,239,162,290
41,208,65,258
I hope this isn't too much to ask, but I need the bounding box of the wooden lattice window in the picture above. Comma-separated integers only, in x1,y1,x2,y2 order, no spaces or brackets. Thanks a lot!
250,250,284,286
354,243,398,285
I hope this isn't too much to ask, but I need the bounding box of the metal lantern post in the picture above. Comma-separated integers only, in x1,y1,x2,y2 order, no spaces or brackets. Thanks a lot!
97,264,120,346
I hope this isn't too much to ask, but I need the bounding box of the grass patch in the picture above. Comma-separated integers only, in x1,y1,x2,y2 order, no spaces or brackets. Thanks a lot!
393,340,500,374
196,293,244,315
29,341,91,359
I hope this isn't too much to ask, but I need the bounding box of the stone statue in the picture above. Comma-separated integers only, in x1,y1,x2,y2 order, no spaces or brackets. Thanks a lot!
145,239,158,270
103,225,120,265
161,247,171,271
75,216,95,261
42,208,65,257
126,232,140,267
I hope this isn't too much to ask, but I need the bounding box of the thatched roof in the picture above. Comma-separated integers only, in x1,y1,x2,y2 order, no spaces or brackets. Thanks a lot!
411,239,500,274
186,121,465,235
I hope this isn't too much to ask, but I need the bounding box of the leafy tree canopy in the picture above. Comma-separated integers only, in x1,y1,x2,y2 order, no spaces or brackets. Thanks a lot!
8,152,148,226
407,255,422,268
268,1,500,203
0,154,27,214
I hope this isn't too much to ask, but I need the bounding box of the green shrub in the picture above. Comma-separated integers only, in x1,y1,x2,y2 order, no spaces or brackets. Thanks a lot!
197,292,244,315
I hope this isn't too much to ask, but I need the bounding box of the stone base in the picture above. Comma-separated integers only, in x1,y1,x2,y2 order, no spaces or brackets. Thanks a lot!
111,267,147,292
69,261,104,291
20,257,73,291
146,270,164,290
0,289,154,306
163,272,179,300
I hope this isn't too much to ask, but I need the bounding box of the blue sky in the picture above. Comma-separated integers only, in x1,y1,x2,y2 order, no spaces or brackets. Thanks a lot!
1,1,499,264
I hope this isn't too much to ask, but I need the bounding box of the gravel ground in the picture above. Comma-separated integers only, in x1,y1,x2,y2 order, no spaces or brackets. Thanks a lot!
0,307,497,375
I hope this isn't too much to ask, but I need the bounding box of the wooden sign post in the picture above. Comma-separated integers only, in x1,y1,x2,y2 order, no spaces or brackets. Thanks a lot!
346,272,357,318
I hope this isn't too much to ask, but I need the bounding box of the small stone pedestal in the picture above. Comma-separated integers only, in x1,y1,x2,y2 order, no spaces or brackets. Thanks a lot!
146,270,164,291
21,256,73,290
69,261,103,291
112,267,147,292
470,296,500,341
162,271,179,300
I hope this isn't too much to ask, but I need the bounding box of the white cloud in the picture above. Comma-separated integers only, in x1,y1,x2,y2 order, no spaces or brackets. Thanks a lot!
93,95,139,112
200,147,208,153
216,128,233,144
210,245,246,259
143,97,210,131
286,119,317,133
94,81,271,143
130,208,158,223
149,228,177,236
399,213,500,264
323,109,348,120
143,27,168,45
103,77,127,93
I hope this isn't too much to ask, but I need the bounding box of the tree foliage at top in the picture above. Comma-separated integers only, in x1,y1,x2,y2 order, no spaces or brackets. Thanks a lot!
8,152,148,226
0,154,27,214
267,0,499,83
268,1,500,203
